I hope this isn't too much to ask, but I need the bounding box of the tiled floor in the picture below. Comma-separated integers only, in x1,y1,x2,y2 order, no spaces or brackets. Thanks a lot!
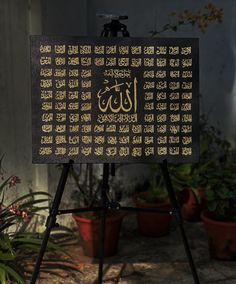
35,215,236,284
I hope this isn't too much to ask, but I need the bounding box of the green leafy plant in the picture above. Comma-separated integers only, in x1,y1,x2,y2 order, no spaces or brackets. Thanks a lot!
170,115,231,204
134,165,168,204
145,175,168,204
0,156,80,283
205,166,236,222
0,174,48,282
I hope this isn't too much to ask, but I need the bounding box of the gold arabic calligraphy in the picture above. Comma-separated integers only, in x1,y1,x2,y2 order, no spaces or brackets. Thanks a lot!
97,78,137,113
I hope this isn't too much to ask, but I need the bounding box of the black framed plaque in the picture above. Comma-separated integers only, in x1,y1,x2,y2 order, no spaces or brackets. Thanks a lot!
31,36,199,163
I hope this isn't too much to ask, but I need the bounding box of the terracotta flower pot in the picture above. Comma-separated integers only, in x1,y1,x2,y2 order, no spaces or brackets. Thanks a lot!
201,210,236,260
133,192,171,237
179,188,206,222
73,212,124,258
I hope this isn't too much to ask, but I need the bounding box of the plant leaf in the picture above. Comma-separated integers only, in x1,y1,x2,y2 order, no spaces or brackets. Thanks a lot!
6,191,51,209
0,267,6,284
0,263,25,284
207,201,217,212
0,252,15,261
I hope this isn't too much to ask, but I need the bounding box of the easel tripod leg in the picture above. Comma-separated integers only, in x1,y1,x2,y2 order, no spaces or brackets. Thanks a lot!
97,163,109,284
30,162,72,284
160,160,200,284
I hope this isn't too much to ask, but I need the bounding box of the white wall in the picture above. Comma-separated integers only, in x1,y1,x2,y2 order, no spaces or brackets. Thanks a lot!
0,0,49,221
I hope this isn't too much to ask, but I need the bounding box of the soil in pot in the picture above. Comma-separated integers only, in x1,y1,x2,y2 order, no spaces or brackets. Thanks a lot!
201,210,236,260
73,211,124,258
133,192,171,237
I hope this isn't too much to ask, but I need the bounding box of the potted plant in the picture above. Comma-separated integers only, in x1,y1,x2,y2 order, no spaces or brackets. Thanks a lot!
170,115,231,221
0,155,79,283
70,164,125,258
201,164,236,260
170,162,208,222
133,172,172,237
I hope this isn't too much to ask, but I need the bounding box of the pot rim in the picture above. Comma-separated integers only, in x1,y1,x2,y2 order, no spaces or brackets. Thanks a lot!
133,191,170,207
72,212,124,224
201,209,236,227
